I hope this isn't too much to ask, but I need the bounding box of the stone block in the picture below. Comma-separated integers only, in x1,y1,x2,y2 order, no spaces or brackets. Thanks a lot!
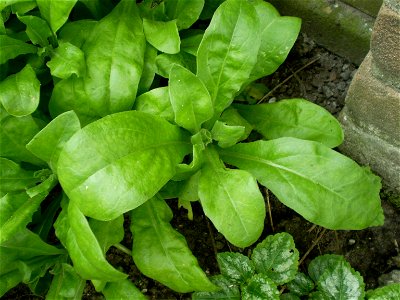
370,2,400,89
343,53,400,144
341,0,382,17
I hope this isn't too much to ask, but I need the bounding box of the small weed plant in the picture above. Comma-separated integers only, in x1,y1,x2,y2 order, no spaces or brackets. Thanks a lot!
0,0,384,298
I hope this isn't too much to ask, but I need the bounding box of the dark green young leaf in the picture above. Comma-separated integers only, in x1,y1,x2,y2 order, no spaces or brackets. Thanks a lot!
199,0,226,20
46,42,86,79
155,52,196,78
143,18,180,54
134,87,175,122
0,64,40,117
192,275,241,300
66,201,127,281
46,263,85,300
102,279,147,300
241,273,279,300
0,0,31,10
366,283,400,300
211,120,245,148
130,196,217,293
198,147,265,248
219,107,253,140
137,43,157,95
235,99,344,148
57,111,191,220
219,138,384,230
169,64,213,133
197,0,260,121
286,272,315,297
36,0,78,33
251,232,299,285
0,269,23,297
79,0,114,20
308,291,331,300
247,0,301,82
308,255,343,283
164,0,204,30
17,14,53,47
0,35,37,65
27,110,81,173
58,19,97,48
217,252,255,284
10,1,37,14
181,31,203,56
89,215,124,254
0,158,39,195
280,293,301,300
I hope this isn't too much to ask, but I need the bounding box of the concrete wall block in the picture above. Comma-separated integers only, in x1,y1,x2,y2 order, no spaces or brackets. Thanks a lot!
343,52,400,144
370,2,400,89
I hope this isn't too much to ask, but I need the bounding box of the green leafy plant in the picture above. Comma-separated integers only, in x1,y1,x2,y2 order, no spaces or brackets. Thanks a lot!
192,232,400,300
0,0,384,298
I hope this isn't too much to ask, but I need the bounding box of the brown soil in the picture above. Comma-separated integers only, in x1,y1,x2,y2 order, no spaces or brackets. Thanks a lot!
4,34,400,300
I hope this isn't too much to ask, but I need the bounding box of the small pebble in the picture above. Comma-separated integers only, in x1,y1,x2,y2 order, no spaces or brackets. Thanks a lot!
348,239,356,245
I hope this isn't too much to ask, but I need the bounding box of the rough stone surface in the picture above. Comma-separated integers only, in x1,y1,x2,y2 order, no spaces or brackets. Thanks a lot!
370,3,400,89
341,0,383,17
267,0,375,65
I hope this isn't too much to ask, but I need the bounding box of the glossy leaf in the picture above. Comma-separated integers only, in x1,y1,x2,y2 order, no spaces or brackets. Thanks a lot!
155,52,196,78
57,111,191,220
89,215,124,254
58,19,97,48
17,14,52,47
165,0,204,30
192,275,240,300
308,255,343,283
138,43,157,94
0,64,40,117
47,42,86,79
36,0,78,33
102,279,147,300
211,120,245,148
235,99,344,148
0,115,45,165
248,0,301,81
169,64,213,133
10,1,37,14
0,158,39,195
219,138,384,230
79,0,113,19
46,263,85,300
181,31,203,56
280,293,301,300
134,87,175,122
217,252,255,284
130,196,217,293
143,18,180,54
366,284,400,300
198,147,265,248
66,201,127,281
242,273,279,300
27,110,81,173
286,272,315,297
197,0,260,120
0,35,37,65
251,232,299,285
219,107,253,140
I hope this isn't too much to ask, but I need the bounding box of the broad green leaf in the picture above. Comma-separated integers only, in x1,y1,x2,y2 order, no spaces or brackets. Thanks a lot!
366,283,400,300
192,275,240,300
235,99,344,148
27,110,81,173
36,0,78,32
0,36,35,65
58,19,97,48
280,293,301,300
308,254,343,283
130,196,217,293
89,215,124,254
197,0,260,121
0,269,22,297
308,291,331,300
134,87,175,122
0,0,33,10
50,0,146,124
242,273,279,300
286,272,315,297
47,42,86,79
10,1,36,14
0,158,39,195
165,0,204,30
0,64,40,117
198,147,265,248
66,201,127,281
138,43,157,95
46,263,85,300
247,1,301,81
316,255,365,300
169,64,213,133
102,279,147,300
181,31,203,56
155,52,196,78
217,252,255,284
79,0,113,20
0,114,45,165
143,18,180,54
211,120,245,148
58,111,191,220
219,138,384,230
17,14,52,47
199,0,226,20
251,232,299,285
219,107,253,139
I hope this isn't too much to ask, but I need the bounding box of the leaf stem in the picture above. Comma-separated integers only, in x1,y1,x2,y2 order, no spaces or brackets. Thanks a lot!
114,243,132,256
